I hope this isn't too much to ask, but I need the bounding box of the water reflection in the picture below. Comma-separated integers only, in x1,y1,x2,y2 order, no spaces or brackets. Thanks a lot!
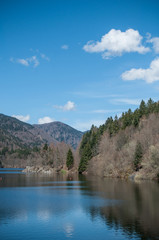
84,177,159,240
63,223,74,238
0,170,159,240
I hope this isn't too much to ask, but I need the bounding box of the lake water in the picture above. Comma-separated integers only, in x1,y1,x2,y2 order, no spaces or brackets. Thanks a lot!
0,169,159,240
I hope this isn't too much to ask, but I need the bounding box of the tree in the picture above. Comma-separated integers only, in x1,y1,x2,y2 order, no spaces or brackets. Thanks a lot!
147,98,154,114
113,115,120,133
133,109,140,127
139,100,146,116
66,149,74,170
134,141,143,171
43,143,48,151
78,142,92,173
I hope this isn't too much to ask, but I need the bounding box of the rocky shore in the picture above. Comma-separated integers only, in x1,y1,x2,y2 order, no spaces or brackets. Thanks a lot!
22,165,78,174
23,166,63,174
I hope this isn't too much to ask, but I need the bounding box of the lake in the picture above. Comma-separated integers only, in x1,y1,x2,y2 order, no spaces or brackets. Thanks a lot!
0,168,159,240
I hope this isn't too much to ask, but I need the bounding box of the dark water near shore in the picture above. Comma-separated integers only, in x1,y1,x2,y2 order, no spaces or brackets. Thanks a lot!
0,169,159,240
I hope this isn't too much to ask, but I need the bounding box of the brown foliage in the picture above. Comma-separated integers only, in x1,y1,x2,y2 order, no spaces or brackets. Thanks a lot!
87,113,159,179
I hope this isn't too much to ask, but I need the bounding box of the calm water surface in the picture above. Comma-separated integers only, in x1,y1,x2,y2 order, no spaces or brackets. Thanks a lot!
0,168,159,240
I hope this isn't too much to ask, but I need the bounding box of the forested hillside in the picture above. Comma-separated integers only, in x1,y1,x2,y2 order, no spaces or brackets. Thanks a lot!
78,99,159,180
0,114,82,169
34,121,83,149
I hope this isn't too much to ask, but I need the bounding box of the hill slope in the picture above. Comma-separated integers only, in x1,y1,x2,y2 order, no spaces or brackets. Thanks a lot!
0,114,83,168
78,99,159,180
0,114,46,150
34,121,83,149
0,114,83,151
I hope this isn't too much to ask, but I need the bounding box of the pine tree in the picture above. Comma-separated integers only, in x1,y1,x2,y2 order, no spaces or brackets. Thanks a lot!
113,115,120,133
66,149,74,170
147,98,154,114
133,109,140,127
134,141,143,171
139,100,146,116
43,143,48,151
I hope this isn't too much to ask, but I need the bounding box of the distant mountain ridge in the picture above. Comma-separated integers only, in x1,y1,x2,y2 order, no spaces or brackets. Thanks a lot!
0,113,83,150
34,121,83,149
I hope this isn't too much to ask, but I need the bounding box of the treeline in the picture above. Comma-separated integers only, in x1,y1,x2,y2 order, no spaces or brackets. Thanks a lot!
78,98,159,173
0,146,40,158
0,140,75,170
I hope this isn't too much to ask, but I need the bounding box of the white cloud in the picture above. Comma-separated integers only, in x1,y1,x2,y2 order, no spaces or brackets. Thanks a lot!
148,37,159,53
17,58,29,66
38,116,55,124
10,50,50,67
54,101,75,111
83,29,150,59
61,45,69,50
122,57,159,83
12,114,30,122
11,56,39,67
28,56,39,67
73,120,105,132
112,98,141,105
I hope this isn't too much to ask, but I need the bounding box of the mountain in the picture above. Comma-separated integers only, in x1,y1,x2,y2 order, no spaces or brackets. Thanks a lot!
0,114,83,151
34,121,83,149
0,114,45,149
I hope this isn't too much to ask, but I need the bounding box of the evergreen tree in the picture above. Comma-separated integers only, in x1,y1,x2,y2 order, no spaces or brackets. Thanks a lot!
139,100,146,116
133,109,140,127
43,143,48,151
113,115,120,133
147,98,154,114
66,149,74,170
134,141,143,171
78,142,92,173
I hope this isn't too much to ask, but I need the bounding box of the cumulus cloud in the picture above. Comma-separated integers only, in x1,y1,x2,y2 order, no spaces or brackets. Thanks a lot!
61,45,69,50
12,114,30,122
54,101,75,111
83,29,150,58
38,116,55,124
148,37,159,53
122,57,159,83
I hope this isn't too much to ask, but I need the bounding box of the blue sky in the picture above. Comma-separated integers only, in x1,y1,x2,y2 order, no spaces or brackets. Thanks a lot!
1,0,159,131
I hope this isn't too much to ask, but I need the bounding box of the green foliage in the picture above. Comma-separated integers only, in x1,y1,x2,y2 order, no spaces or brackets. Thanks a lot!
66,149,74,169
139,100,146,116
78,125,101,173
15,148,31,159
61,169,67,174
43,143,48,151
32,146,40,152
133,109,140,127
78,142,92,173
79,98,159,173
134,141,143,171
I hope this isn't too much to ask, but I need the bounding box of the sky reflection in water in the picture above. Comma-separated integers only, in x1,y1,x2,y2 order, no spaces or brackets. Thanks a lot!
0,170,159,240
